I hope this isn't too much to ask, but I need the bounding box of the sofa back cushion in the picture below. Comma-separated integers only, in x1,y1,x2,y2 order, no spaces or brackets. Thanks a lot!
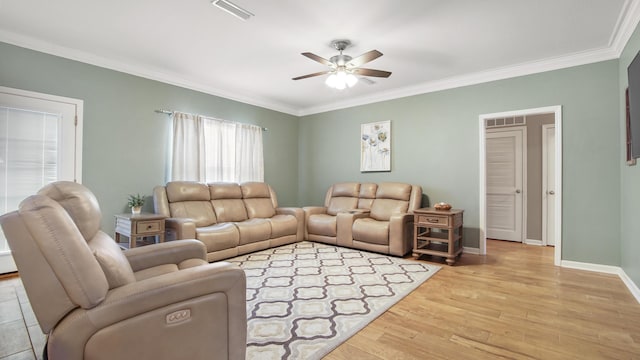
210,183,248,222
166,182,216,227
370,183,412,221
241,182,276,219
357,183,378,210
326,182,360,216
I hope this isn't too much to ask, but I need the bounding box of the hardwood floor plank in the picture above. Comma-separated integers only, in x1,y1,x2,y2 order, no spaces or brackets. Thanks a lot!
325,240,640,359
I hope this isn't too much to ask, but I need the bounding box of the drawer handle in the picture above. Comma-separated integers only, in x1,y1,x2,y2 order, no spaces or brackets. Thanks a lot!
427,218,439,223
147,225,153,230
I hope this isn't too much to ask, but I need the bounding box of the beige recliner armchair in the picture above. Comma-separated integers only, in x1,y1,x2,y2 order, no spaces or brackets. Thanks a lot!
0,181,247,360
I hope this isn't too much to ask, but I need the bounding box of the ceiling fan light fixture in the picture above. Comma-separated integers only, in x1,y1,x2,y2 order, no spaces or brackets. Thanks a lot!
325,73,338,88
211,0,254,21
346,73,358,88
325,70,358,90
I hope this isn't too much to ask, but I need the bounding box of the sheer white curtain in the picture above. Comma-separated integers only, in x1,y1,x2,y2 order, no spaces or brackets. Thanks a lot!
171,112,264,183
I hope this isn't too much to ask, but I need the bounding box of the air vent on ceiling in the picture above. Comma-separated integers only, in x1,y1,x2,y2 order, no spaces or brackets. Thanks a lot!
211,0,254,21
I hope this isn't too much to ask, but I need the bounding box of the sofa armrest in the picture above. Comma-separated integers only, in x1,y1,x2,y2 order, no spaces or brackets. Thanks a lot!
388,213,414,256
49,262,246,360
165,217,196,240
277,207,305,241
302,206,327,239
124,239,206,272
336,211,371,248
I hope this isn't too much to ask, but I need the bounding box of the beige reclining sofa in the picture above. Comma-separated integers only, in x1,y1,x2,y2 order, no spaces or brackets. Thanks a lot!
154,181,304,262
304,182,422,256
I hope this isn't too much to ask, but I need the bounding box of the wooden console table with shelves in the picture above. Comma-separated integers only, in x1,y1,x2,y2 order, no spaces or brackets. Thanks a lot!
413,208,463,265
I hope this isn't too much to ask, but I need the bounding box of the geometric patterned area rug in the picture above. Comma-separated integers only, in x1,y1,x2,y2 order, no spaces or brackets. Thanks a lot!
227,241,441,360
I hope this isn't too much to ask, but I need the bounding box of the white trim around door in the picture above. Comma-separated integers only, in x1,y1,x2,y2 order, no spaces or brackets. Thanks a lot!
479,106,562,265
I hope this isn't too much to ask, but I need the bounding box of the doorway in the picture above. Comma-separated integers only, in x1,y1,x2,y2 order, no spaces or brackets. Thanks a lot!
479,106,562,265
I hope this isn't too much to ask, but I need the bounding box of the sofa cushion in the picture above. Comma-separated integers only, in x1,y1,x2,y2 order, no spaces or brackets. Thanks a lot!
242,182,277,218
358,183,378,210
235,218,271,245
169,201,217,227
331,182,360,197
211,199,248,222
370,199,410,221
210,183,249,222
196,223,240,252
134,264,179,281
376,182,412,201
38,181,102,242
268,214,298,238
307,214,337,237
88,232,135,289
166,182,211,202
352,218,390,245
209,182,243,199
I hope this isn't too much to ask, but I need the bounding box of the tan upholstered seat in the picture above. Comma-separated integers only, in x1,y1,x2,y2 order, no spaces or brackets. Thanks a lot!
154,181,304,261
0,181,247,360
304,182,421,256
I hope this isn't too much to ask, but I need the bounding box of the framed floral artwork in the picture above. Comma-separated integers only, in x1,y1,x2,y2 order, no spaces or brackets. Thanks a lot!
360,120,391,172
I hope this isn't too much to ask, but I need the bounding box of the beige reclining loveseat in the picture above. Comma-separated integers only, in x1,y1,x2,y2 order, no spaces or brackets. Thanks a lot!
304,182,422,256
153,181,304,262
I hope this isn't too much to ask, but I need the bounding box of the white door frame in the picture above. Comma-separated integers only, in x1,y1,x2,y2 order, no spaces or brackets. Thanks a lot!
479,106,562,265
542,124,556,246
486,126,527,243
0,86,83,273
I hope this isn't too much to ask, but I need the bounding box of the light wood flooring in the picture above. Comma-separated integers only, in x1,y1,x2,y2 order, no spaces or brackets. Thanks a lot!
326,240,640,359
0,240,638,359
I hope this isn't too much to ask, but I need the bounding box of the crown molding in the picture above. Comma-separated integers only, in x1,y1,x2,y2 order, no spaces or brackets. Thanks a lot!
611,0,640,56
297,46,619,116
3,0,640,119
0,30,299,116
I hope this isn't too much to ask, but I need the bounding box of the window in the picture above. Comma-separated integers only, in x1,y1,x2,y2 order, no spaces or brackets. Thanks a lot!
171,112,264,183
0,87,83,273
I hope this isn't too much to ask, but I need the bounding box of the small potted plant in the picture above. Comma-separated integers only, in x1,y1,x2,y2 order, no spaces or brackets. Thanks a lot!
127,193,145,215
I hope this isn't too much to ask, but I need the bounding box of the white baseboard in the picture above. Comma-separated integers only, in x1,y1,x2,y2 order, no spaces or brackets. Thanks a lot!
462,247,480,255
561,260,640,304
524,239,543,246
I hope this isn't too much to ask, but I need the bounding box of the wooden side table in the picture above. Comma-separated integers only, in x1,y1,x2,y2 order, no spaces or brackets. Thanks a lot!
114,213,166,248
413,208,464,265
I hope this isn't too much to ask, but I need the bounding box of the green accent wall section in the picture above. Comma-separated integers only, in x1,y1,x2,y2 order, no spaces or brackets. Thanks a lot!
0,39,630,270
300,60,621,265
619,24,640,287
0,42,299,236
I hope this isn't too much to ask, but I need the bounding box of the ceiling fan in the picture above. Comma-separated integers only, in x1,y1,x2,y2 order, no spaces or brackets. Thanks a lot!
292,39,392,89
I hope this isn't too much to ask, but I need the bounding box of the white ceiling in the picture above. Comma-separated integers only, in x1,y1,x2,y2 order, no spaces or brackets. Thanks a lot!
0,0,638,116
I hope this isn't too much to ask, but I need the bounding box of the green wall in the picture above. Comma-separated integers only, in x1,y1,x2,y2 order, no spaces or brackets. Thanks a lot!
299,60,621,264
619,25,640,286
0,42,299,236
0,40,628,269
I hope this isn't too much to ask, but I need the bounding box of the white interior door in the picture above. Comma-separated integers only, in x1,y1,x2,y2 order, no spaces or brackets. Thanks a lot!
486,128,525,242
0,87,82,273
542,125,556,246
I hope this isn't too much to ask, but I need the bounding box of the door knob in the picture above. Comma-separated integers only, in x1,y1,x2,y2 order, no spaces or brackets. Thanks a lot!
549,190,555,195
515,189,521,194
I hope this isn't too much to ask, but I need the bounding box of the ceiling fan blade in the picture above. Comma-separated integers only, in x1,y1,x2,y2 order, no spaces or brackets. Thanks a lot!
292,70,332,80
353,68,392,78
359,77,376,85
347,50,383,67
301,52,334,67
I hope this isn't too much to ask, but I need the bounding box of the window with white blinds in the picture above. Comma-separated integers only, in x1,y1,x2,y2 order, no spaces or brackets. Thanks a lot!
0,87,82,273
